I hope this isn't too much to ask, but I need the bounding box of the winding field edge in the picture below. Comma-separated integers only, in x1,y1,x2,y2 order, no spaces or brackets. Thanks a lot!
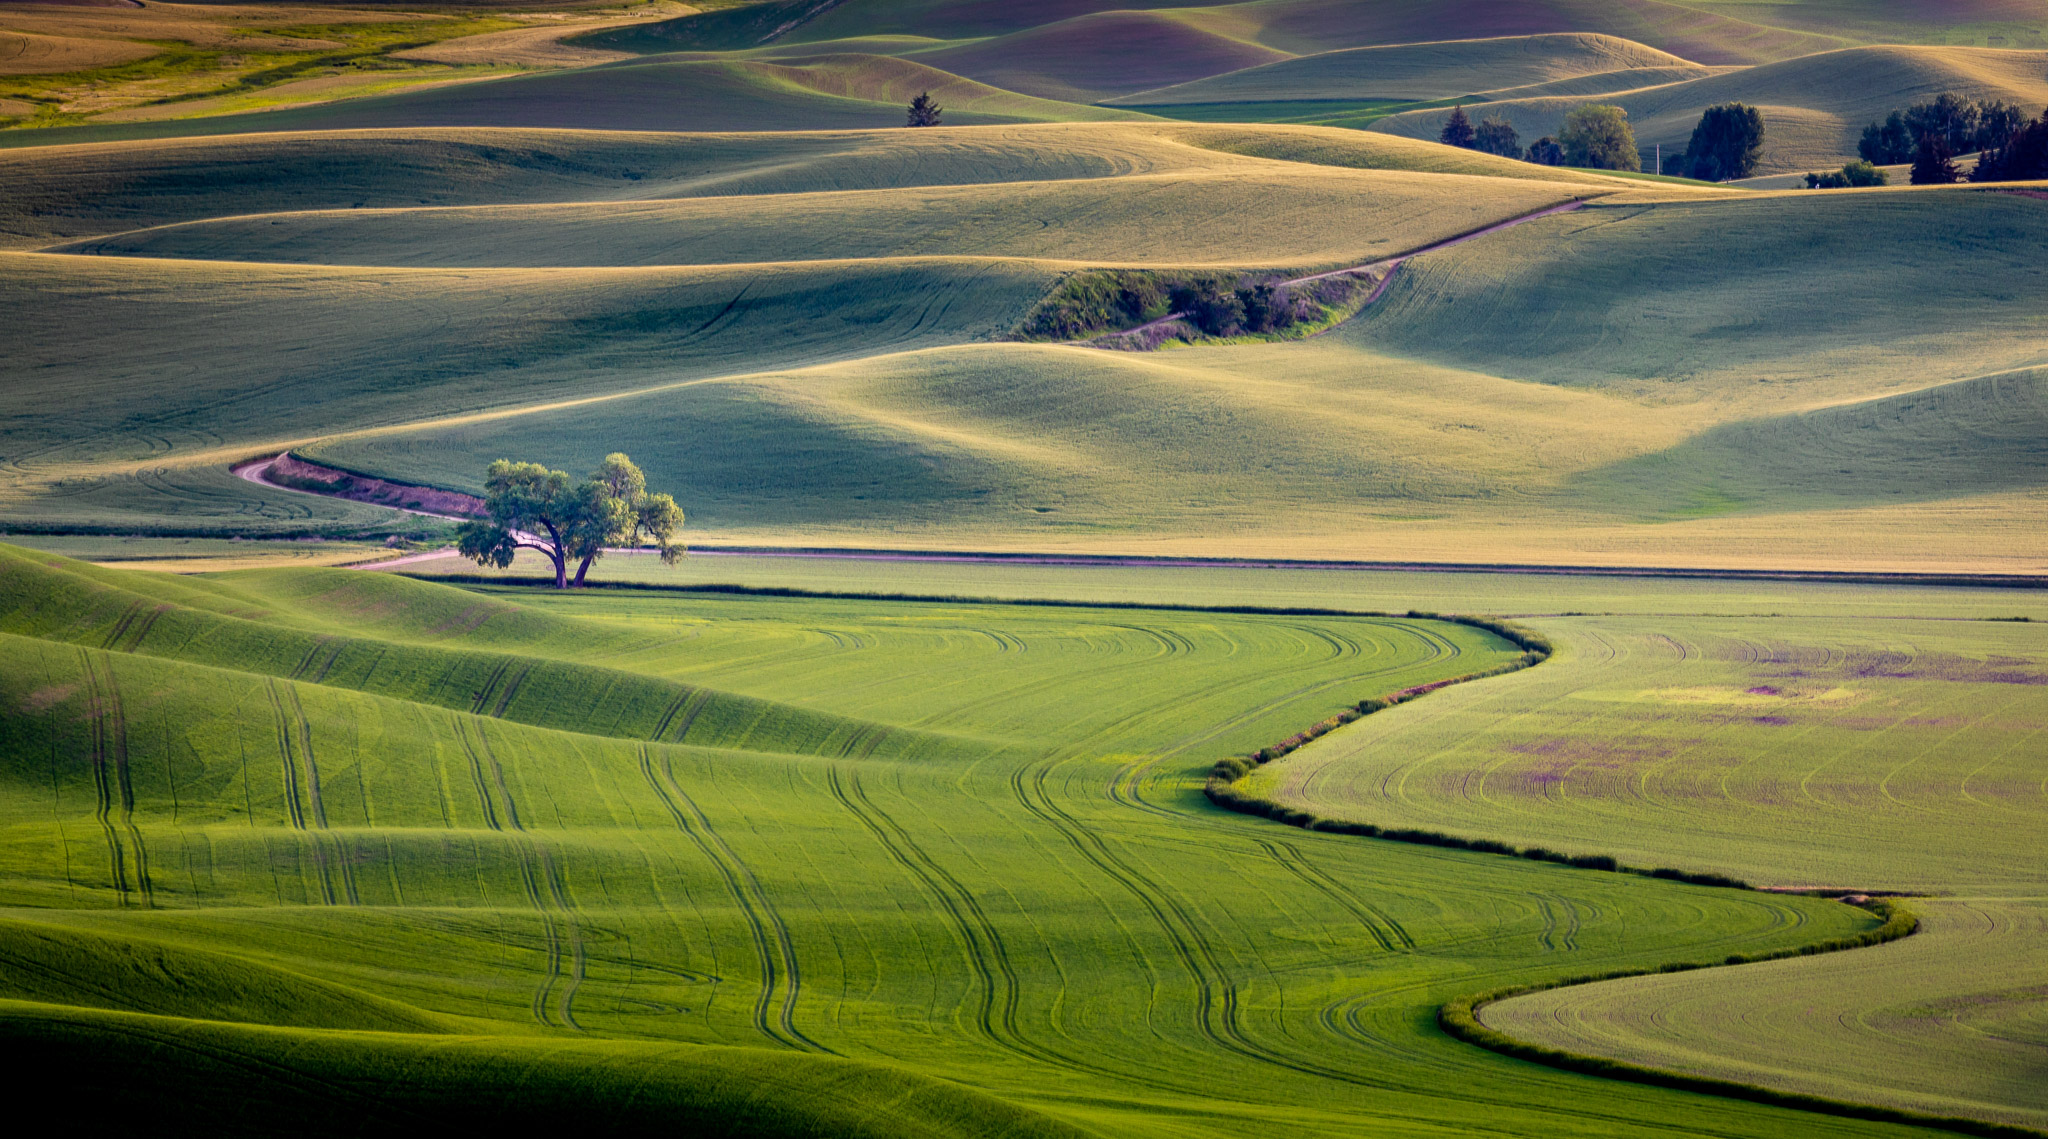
1437,899,2041,1139
1201,615,2045,1138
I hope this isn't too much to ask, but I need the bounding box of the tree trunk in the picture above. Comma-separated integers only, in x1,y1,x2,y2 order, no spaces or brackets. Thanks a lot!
538,522,568,589
572,553,596,588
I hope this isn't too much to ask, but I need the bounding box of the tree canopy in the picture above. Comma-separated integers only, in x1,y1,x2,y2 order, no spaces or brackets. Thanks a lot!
1474,116,1520,158
1862,93,2035,165
1559,104,1638,171
1908,133,1961,185
1971,107,2048,182
906,91,942,127
1681,103,1764,181
457,453,684,588
1524,136,1563,166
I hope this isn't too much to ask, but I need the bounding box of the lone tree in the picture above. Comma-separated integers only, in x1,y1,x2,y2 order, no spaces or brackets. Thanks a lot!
1439,105,1476,148
1524,135,1563,166
1681,102,1764,181
1559,104,1638,171
1474,116,1520,157
1909,132,1961,185
906,91,943,127
457,453,684,588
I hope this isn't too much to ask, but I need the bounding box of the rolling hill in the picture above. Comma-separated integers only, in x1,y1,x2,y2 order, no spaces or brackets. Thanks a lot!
0,544,1893,1137
908,10,1293,103
7,1,2048,1135
1371,44,2048,173
1110,32,1701,105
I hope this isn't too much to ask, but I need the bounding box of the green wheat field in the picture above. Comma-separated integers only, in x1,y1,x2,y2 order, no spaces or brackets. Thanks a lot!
1,0,2044,1135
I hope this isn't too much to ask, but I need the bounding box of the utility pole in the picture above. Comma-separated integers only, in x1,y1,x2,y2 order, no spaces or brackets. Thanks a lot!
1655,142,1661,174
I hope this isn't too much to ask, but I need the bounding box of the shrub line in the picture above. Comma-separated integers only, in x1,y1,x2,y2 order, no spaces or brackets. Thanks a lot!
406,573,1430,617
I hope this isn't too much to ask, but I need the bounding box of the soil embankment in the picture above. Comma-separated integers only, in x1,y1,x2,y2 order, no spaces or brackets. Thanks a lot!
235,454,484,519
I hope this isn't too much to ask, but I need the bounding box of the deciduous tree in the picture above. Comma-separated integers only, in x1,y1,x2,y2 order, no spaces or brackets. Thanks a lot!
1905,92,1979,154
457,454,684,589
1681,102,1764,181
1858,111,1913,165
1523,135,1563,166
1559,104,1638,171
1474,116,1520,157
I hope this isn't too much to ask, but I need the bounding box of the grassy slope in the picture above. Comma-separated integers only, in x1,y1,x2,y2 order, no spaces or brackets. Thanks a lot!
53,166,1583,269
1110,32,1697,104
1677,0,2048,47
1371,44,2048,174
1349,190,2048,411
0,545,1901,1137
0,252,1055,534
0,125,1232,247
6,122,2045,569
0,121,1601,539
1247,612,2048,1126
1580,366,2048,519
779,0,1848,64
906,10,1293,103
0,51,1144,151
293,189,2047,569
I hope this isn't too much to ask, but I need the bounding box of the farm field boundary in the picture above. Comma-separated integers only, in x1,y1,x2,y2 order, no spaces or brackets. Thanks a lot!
1199,613,2047,1137
1437,912,2048,1139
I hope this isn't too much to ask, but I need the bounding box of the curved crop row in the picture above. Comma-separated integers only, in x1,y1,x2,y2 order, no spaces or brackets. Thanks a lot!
1203,613,1748,889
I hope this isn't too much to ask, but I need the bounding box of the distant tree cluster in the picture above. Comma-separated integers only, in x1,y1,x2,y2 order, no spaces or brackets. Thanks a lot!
1859,93,2031,166
1804,159,1887,189
1969,105,2048,182
1437,103,1635,171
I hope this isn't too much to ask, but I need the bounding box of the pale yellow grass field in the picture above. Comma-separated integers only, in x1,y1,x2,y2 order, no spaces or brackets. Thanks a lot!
1111,32,1695,104
56,166,1590,269
0,30,157,75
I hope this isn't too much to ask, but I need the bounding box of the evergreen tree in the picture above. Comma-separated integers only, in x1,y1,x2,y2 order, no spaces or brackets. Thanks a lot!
1523,136,1563,166
1439,105,1476,149
1909,132,1961,185
905,91,943,127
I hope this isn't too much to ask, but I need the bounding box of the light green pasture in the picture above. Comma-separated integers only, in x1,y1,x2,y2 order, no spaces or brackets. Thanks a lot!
0,545,1892,1136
